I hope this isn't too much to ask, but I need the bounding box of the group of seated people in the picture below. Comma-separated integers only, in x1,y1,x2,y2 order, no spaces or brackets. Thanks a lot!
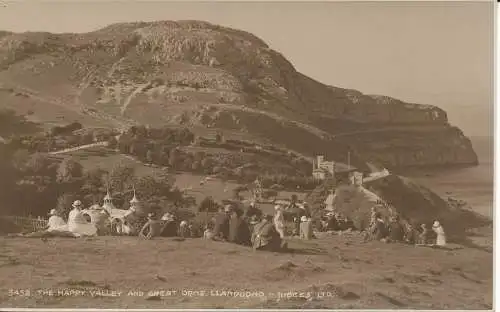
203,203,287,252
365,207,447,246
18,198,449,249
318,211,356,232
137,201,288,252
10,200,101,238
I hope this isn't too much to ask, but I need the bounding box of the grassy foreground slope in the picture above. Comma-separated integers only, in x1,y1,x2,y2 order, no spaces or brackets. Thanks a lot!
0,233,492,309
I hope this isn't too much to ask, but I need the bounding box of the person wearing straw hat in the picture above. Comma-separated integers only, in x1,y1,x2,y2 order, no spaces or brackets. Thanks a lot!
68,200,97,237
432,220,446,246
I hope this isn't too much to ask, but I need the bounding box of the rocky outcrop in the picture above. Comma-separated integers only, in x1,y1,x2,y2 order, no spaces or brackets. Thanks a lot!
0,20,478,170
364,175,491,239
306,175,491,239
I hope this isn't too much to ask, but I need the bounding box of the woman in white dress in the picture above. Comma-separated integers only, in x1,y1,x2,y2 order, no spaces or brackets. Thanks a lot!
273,205,285,239
432,220,446,246
68,200,97,237
47,209,68,232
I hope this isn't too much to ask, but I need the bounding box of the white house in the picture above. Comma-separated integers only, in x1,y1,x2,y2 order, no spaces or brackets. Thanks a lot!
312,155,335,180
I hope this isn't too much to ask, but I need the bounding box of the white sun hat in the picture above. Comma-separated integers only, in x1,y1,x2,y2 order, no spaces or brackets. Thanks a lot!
433,220,441,227
48,209,57,216
72,200,82,208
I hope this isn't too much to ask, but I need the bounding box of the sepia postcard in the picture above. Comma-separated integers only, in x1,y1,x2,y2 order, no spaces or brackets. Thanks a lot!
0,0,494,310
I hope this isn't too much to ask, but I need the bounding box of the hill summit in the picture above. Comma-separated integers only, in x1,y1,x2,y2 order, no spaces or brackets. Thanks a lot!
0,20,478,170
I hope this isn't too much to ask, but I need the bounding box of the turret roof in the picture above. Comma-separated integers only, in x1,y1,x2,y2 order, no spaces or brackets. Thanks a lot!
104,191,112,201
129,185,140,204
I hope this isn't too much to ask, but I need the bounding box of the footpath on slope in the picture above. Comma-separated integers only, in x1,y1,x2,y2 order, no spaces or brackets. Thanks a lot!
48,141,110,155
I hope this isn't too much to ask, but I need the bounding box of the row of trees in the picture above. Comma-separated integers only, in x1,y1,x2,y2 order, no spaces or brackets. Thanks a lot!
116,126,318,191
0,143,194,218
119,142,318,191
7,125,117,154
121,125,195,145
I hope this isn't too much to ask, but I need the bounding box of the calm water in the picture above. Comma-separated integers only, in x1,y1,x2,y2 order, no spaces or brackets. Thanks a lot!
408,136,493,218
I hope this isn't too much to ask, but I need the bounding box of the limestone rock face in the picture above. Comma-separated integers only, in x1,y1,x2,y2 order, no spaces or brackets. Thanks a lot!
0,20,478,169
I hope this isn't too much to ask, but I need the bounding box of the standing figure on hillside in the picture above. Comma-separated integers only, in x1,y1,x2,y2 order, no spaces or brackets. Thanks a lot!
273,205,285,239
432,220,447,246
68,200,97,237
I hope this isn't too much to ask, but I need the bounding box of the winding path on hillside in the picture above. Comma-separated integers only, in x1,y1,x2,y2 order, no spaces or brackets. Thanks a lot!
48,141,110,155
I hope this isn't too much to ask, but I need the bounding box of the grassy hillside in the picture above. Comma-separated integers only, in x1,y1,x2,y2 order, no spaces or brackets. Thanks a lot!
0,234,492,309
0,21,478,170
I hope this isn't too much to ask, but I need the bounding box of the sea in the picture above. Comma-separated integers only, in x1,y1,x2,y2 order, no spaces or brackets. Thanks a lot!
407,136,493,218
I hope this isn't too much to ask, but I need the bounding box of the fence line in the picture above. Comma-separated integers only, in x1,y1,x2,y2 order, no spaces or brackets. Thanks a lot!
0,215,48,232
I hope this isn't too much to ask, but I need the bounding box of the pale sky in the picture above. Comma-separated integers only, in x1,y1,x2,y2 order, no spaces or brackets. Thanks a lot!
0,1,494,136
